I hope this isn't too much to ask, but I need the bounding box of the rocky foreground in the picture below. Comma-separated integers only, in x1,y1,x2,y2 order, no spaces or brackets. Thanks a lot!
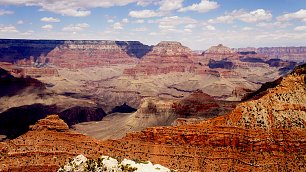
0,64,305,171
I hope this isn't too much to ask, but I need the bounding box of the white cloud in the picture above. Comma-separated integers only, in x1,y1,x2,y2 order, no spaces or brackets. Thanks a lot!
157,16,197,31
133,19,145,24
0,25,18,33
0,0,145,17
136,0,155,6
184,28,192,33
159,0,183,11
185,24,196,29
62,23,89,32
277,9,306,22
294,26,306,31
256,21,291,29
134,27,147,32
41,24,53,31
241,27,253,31
113,22,123,30
122,18,129,23
129,10,160,18
41,17,61,22
107,19,114,23
209,9,272,23
17,20,24,24
179,0,219,13
0,9,14,16
206,25,216,31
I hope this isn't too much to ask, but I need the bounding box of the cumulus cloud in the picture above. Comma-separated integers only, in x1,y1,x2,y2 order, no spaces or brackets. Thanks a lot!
113,22,123,30
41,17,61,22
209,9,272,23
241,27,253,31
179,0,219,13
0,25,18,33
159,0,183,11
134,27,147,32
294,26,306,31
129,10,161,18
41,24,53,31
277,9,306,22
62,23,89,32
157,16,197,31
0,9,14,16
133,19,145,24
122,18,129,23
0,0,144,17
206,25,216,31
17,20,24,24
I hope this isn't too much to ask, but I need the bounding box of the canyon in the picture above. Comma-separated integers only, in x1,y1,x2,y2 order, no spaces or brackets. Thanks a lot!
0,64,304,171
0,39,305,171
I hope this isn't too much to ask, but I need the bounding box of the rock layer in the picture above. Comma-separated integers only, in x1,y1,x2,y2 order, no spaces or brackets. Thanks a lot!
100,65,306,171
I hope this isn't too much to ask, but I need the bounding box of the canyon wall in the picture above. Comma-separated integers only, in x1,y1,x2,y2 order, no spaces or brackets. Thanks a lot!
236,47,306,62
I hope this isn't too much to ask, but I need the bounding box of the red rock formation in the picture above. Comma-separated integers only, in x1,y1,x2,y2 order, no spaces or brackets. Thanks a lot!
123,41,199,76
0,115,103,171
100,67,306,171
236,47,306,62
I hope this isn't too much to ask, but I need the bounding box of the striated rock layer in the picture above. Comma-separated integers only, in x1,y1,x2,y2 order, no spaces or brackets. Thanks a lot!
0,65,305,171
0,115,103,171
100,65,306,171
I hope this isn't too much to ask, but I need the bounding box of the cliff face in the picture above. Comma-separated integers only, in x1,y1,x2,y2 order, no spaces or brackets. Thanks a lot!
123,41,197,76
0,115,103,171
0,65,305,171
237,47,306,62
100,65,306,171
0,39,152,69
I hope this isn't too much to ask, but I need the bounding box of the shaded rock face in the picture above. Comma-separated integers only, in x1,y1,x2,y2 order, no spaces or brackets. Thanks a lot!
208,59,234,69
109,103,137,114
0,104,106,139
99,65,306,171
0,104,58,139
115,41,153,58
59,106,106,126
172,90,237,119
0,67,45,97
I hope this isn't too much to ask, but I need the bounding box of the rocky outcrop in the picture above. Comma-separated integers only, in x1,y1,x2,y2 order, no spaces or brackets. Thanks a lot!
0,65,305,171
123,41,197,76
99,64,306,171
0,115,103,171
204,44,234,55
0,104,106,139
30,115,69,132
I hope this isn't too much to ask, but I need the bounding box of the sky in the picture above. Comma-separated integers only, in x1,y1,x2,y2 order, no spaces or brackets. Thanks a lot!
0,0,306,50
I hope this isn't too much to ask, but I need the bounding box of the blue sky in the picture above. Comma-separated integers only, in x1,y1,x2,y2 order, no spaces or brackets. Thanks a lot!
0,0,306,49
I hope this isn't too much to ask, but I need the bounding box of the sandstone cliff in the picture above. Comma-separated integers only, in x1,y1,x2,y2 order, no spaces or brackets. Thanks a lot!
100,64,306,171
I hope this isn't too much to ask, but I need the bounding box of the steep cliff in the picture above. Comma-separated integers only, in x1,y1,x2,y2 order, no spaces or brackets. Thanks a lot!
100,64,306,171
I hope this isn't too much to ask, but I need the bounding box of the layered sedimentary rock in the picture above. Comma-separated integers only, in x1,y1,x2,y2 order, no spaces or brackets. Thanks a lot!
236,47,306,62
0,39,152,70
0,115,103,171
123,41,197,76
100,65,306,171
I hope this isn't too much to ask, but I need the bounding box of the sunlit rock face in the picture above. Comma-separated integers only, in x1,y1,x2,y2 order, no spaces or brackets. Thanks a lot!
99,65,306,172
